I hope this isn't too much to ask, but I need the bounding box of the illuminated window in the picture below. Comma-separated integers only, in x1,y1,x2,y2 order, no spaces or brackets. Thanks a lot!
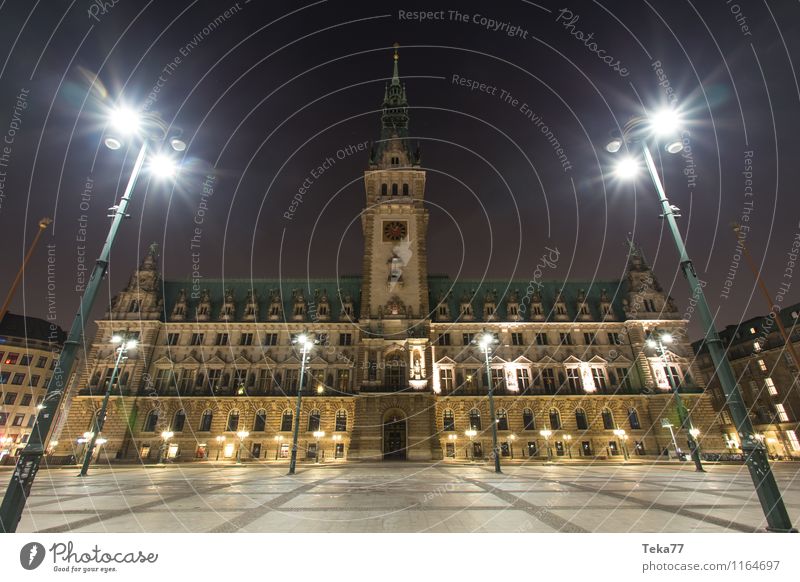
765,377,778,396
439,368,454,391
566,368,582,392
775,404,789,423
757,359,768,372
516,368,530,389
335,410,347,432
5,353,18,365
591,368,608,391
786,431,800,452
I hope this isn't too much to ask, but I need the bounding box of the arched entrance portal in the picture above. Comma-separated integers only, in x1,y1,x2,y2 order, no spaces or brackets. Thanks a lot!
383,410,407,460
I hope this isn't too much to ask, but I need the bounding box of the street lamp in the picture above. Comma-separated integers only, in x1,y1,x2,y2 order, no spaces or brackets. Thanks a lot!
564,434,573,459
289,332,316,475
661,419,680,459
465,428,477,461
613,428,629,461
333,433,343,460
603,109,793,532
647,330,704,472
78,334,137,477
540,429,553,462
274,435,284,460
312,430,325,463
0,104,187,532
236,430,249,464
158,431,174,464
473,331,501,473
215,435,226,461
508,433,516,459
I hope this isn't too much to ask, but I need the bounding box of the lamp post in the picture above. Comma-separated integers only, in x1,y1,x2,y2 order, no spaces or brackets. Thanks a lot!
661,419,680,459
78,334,137,477
0,106,186,532
613,428,629,461
647,331,705,472
236,430,249,464
473,331,501,473
447,433,457,459
274,435,284,460
312,430,325,463
157,431,174,464
465,428,477,461
603,110,793,531
508,433,516,459
540,429,553,462
564,434,573,459
289,332,315,475
333,433,343,459
215,436,226,461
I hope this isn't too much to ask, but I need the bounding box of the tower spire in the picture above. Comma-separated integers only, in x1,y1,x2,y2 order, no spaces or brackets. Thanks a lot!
392,42,400,85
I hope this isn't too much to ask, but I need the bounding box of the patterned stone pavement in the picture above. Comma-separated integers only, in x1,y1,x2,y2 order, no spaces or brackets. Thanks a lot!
8,462,800,533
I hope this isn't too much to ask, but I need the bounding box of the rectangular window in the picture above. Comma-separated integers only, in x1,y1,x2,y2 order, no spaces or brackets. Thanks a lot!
511,332,523,346
4,353,19,365
20,355,31,366
591,368,608,391
559,332,573,345
541,368,556,393
775,403,790,422
757,359,768,372
166,333,180,346
516,368,530,389
439,368,454,391
607,332,622,345
27,414,36,428
263,333,279,346
20,393,32,406
566,368,582,391
0,372,10,384
207,369,222,389
462,333,475,345
257,369,273,392
339,333,352,346
535,332,548,346
190,333,204,346
765,377,778,396
240,333,253,346
11,373,25,385
215,333,229,346
436,333,451,346
4,392,17,405
491,368,505,390
29,374,39,387
583,333,596,345
12,414,24,427
336,369,350,391
445,442,455,458
786,430,800,452
284,369,299,391
0,412,7,425
36,356,47,368
616,367,631,389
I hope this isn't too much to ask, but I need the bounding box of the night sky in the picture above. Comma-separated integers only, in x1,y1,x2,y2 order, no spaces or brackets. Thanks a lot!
1,0,799,339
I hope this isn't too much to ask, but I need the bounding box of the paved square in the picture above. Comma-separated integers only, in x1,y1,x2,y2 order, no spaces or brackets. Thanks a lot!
7,461,800,533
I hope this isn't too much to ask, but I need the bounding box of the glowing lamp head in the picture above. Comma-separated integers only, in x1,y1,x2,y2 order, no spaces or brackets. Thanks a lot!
649,108,681,136
614,156,639,180
646,338,657,349
661,333,673,344
148,153,178,179
539,429,552,438
125,339,138,350
109,106,141,135
605,138,622,153
111,334,123,344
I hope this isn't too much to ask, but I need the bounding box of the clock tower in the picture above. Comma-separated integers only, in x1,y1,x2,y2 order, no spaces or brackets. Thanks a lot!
360,45,429,327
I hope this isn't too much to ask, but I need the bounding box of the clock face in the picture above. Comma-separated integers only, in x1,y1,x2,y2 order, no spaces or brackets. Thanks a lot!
383,220,408,241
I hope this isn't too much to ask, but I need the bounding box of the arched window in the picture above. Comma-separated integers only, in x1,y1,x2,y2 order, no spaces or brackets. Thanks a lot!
143,410,159,432
602,408,615,430
226,409,240,432
172,409,186,432
469,409,482,430
199,409,213,431
496,409,509,430
575,408,588,430
402,183,409,196
522,408,535,431
443,409,455,431
381,183,388,196
253,409,267,432
549,408,561,430
335,409,347,432
627,408,641,430
307,409,321,432
280,410,293,432
391,183,398,196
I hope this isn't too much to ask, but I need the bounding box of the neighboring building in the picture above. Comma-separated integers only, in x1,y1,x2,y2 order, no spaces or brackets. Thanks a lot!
55,50,726,464
0,313,65,460
693,305,800,459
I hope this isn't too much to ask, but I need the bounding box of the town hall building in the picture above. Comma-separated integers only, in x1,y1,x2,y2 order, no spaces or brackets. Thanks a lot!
54,50,726,465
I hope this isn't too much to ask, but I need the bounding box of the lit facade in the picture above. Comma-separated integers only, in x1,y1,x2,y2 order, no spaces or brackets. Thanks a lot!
55,52,727,464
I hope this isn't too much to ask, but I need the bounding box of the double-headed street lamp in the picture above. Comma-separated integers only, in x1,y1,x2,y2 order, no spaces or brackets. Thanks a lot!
313,430,325,463
78,333,137,477
465,428,477,461
540,429,553,462
604,108,794,531
157,431,174,464
0,105,186,532
236,430,250,464
613,428,630,461
473,331,501,473
647,331,704,472
289,332,316,475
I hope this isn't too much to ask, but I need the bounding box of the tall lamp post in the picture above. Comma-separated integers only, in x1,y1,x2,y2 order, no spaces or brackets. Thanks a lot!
473,331,501,473
157,431,174,464
78,334,137,477
236,430,249,464
647,331,704,472
313,430,325,463
540,429,553,462
0,105,186,532
465,428,477,461
215,436,226,461
564,434,573,459
603,109,794,532
288,332,315,475
613,428,630,461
